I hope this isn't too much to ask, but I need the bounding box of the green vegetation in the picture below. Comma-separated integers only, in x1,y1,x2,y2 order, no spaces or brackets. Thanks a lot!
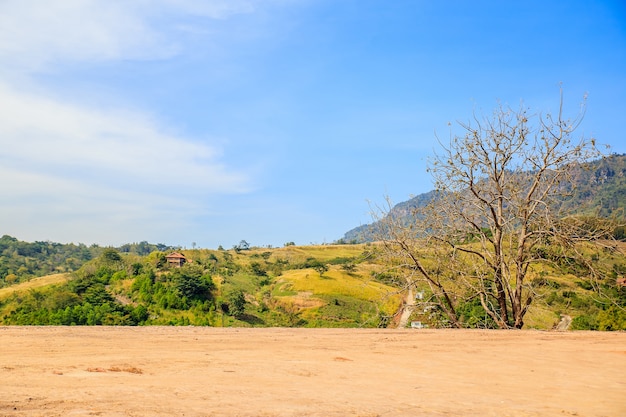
0,235,175,288
0,243,401,327
0,237,624,329
0,235,95,286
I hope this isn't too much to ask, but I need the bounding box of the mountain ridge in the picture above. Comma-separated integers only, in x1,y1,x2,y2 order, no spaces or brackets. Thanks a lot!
342,154,626,243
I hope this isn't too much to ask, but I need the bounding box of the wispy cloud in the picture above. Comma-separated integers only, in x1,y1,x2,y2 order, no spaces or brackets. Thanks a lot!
0,80,252,244
0,0,269,244
0,0,264,72
0,83,250,193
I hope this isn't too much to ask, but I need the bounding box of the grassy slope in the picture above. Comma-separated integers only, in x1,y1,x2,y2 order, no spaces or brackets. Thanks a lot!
217,244,400,327
0,273,70,300
276,267,401,326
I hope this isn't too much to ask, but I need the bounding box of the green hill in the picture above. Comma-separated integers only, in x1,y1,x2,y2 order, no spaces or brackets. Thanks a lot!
343,154,626,243
0,244,402,328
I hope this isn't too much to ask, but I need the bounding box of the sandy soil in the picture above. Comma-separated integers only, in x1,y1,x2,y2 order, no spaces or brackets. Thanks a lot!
1,327,624,417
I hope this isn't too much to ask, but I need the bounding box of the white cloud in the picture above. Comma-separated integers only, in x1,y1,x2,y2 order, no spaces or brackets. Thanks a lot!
0,82,249,193
0,0,265,73
0,81,252,244
156,0,257,19
0,0,277,244
0,1,161,72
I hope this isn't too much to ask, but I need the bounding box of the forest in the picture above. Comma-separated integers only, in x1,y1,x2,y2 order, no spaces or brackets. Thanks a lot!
0,235,174,287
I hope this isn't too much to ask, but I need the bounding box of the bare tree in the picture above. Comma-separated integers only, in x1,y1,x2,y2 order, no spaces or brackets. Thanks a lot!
378,91,616,329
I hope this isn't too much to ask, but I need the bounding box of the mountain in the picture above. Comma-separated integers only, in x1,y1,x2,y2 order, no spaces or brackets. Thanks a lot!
342,154,626,243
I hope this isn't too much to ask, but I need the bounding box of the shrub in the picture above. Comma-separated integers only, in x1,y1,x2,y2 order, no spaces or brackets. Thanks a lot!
571,314,598,330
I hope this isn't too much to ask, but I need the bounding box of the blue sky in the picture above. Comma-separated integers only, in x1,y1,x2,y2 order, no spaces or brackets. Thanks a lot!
1,0,625,249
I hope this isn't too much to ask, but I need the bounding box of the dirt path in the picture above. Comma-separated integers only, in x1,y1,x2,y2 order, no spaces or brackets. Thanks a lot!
1,327,624,417
397,286,415,328
554,314,572,331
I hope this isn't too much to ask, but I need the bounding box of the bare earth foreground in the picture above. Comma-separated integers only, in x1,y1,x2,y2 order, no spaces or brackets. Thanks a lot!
1,327,624,417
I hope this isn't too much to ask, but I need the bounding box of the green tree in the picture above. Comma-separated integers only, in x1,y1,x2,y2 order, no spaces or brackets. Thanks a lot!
226,289,246,318
306,259,328,277
101,248,122,265
83,284,115,306
171,265,214,301
250,262,267,277
131,304,149,323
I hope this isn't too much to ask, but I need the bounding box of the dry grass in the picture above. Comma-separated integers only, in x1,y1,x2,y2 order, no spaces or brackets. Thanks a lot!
0,273,70,300
281,291,325,309
271,244,369,263
524,304,561,329
280,266,401,314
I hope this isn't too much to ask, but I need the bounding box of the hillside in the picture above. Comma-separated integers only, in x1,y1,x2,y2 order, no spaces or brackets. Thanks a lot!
0,273,70,299
0,244,403,328
342,154,626,243
1,239,625,329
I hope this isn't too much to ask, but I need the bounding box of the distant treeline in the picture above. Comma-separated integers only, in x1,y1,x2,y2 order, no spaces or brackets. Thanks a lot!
0,235,174,287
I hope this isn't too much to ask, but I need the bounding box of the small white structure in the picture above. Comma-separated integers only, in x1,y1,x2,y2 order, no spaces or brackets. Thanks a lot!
411,321,425,329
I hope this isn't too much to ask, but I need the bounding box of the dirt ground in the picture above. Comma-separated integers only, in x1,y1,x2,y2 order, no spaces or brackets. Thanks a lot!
1,327,624,417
